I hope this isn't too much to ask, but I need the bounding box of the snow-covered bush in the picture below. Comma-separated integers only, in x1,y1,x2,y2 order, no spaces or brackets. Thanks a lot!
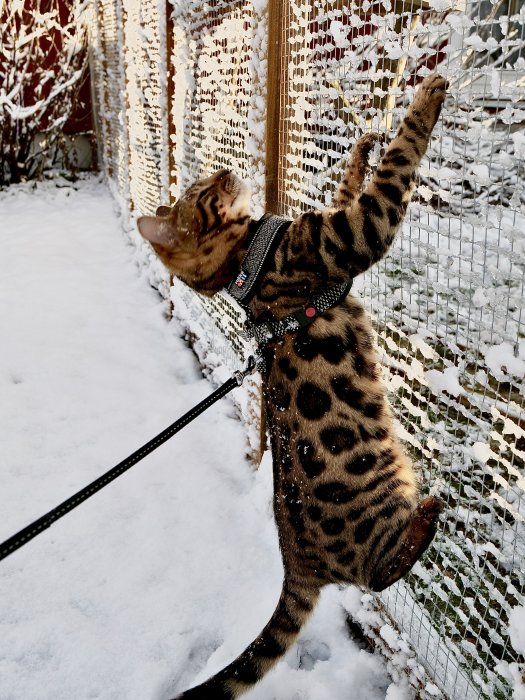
0,0,89,186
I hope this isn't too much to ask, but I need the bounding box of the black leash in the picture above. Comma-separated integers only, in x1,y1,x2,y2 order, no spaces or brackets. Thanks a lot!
0,357,258,564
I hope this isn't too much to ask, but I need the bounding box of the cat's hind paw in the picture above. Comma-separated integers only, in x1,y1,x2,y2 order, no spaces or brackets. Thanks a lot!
369,496,444,592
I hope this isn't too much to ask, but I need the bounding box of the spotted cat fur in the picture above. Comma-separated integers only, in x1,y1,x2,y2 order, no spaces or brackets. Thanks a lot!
138,73,448,700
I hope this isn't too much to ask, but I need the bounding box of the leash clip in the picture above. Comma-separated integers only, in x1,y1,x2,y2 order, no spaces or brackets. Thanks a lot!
233,355,260,386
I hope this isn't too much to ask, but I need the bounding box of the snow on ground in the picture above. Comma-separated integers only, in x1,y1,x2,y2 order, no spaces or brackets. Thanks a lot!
0,175,397,700
499,604,525,700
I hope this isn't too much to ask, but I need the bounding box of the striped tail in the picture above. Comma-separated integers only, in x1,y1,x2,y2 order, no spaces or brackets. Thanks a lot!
175,578,320,699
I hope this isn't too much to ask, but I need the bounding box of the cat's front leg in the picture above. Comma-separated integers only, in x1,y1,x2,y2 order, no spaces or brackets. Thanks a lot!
320,75,447,280
353,74,447,263
332,133,382,209
401,73,448,144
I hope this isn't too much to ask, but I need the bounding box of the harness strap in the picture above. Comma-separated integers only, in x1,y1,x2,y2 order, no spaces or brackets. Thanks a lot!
227,214,291,306
244,280,352,354
227,213,353,362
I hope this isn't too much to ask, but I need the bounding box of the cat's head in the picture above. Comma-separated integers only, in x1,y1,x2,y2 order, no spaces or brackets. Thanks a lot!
137,169,252,295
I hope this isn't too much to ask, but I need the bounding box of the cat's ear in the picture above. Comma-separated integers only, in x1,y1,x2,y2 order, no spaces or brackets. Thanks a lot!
156,205,171,216
137,216,173,247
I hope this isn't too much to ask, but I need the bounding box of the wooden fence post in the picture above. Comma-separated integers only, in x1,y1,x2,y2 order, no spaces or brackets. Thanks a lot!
265,0,287,214
165,0,177,201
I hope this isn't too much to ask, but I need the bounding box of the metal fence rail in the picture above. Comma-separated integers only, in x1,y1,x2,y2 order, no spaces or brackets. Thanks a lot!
88,0,525,696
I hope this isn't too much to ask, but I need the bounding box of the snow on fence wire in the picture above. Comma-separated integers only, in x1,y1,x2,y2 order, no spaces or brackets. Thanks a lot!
88,0,525,697
89,0,266,457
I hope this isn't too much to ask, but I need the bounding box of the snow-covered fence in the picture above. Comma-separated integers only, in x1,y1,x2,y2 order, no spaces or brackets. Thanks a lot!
89,0,130,202
88,0,525,697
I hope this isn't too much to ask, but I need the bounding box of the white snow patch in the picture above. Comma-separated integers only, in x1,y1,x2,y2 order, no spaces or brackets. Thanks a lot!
385,678,413,700
512,132,525,159
330,20,350,49
428,0,457,10
470,163,491,186
408,334,438,361
484,342,525,380
424,366,464,397
509,605,525,656
471,442,493,464
472,287,489,308
380,624,402,651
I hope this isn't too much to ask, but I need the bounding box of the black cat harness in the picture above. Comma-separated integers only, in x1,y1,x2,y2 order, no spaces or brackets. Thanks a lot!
227,213,352,354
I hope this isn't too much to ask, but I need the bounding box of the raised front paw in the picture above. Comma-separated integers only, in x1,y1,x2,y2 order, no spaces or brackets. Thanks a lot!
355,132,383,158
410,74,448,130
414,74,448,110
419,73,448,99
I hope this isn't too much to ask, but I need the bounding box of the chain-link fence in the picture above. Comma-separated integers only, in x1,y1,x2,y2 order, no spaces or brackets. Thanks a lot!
88,0,525,696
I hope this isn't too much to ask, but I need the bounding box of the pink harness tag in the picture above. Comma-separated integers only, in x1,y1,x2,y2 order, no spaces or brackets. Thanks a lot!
305,306,316,318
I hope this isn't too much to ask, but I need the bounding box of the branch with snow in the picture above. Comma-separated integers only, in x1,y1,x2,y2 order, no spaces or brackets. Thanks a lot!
0,0,89,186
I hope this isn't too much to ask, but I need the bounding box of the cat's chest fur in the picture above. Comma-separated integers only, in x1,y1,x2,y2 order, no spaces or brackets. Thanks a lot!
257,293,417,588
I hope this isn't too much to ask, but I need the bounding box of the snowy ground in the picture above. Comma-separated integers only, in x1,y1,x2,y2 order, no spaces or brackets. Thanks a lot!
0,175,399,700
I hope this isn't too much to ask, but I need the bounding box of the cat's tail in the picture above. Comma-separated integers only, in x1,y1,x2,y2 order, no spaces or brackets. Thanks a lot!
175,577,320,699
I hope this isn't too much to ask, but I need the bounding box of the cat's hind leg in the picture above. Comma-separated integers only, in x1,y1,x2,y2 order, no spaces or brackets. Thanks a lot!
369,496,444,592
332,133,382,209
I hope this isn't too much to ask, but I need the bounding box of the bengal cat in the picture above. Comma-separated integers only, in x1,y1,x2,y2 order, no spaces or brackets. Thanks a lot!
137,74,447,699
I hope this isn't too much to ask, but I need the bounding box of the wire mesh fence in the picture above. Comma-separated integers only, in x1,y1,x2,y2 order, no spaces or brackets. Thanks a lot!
88,0,525,697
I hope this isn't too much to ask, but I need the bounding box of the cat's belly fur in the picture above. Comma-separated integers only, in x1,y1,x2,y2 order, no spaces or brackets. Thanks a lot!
262,295,418,588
